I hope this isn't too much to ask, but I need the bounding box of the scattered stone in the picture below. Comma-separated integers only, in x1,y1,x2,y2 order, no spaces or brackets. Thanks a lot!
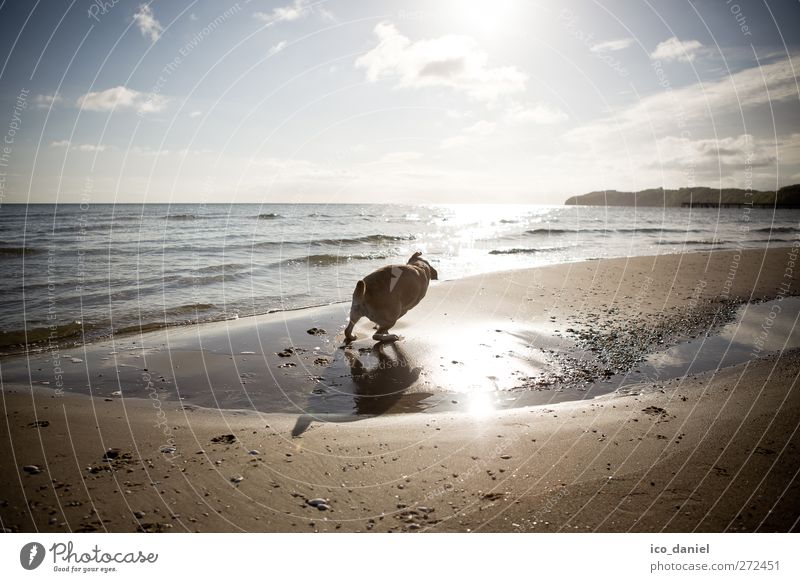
481,492,507,501
103,448,122,460
160,446,177,454
22,465,41,475
133,511,145,519
28,420,49,428
248,450,260,456
306,327,327,336
642,406,668,417
500,454,512,460
70,358,84,363
276,348,294,358
306,498,329,509
211,434,237,444
278,362,296,368
231,475,244,484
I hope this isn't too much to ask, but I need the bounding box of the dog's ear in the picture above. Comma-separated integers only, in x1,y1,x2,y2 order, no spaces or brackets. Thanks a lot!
408,251,423,263
430,266,439,280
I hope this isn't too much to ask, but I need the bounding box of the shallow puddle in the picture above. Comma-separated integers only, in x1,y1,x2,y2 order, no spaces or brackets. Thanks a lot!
2,297,797,420
614,297,800,390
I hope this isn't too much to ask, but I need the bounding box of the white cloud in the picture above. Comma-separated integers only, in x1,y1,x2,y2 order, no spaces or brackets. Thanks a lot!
254,0,313,26
591,38,634,53
34,94,62,108
134,4,163,43
650,37,703,63
506,103,568,124
653,134,776,170
76,144,108,153
377,151,425,164
462,120,496,136
445,109,473,119
441,119,496,149
50,140,109,153
566,55,799,144
267,41,288,57
356,22,527,102
77,86,169,114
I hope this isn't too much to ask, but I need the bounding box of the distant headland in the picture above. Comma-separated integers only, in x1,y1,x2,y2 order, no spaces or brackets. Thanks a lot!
564,184,800,208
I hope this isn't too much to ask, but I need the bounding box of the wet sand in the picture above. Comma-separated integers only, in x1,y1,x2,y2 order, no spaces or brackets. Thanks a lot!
1,247,799,532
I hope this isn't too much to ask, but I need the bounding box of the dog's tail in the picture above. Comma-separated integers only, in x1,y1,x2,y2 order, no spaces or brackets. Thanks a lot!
353,279,366,300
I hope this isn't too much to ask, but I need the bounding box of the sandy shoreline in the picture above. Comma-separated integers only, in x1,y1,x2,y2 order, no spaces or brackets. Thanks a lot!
2,247,799,532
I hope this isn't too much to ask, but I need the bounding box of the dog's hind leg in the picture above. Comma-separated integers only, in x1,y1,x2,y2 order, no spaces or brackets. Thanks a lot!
372,324,401,343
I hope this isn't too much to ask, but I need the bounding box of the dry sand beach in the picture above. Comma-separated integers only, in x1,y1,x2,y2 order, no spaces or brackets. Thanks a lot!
1,247,799,533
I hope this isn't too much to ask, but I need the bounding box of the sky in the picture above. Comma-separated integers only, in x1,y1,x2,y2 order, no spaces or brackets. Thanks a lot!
0,0,798,204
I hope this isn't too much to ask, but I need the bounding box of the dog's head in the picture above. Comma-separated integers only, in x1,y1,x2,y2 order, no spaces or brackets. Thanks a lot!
407,251,438,280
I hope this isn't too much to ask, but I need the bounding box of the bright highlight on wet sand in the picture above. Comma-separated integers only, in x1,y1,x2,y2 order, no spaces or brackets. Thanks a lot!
1,0,800,548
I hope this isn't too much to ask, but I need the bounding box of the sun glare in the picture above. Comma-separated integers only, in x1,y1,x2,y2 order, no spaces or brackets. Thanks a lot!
451,0,519,38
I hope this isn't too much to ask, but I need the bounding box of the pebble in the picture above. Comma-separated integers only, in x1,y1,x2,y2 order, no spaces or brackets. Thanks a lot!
133,511,145,519
231,475,244,483
307,498,328,508
23,465,41,474
248,450,260,456
500,454,512,460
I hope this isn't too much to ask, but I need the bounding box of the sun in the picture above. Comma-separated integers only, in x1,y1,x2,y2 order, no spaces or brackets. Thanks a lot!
451,0,519,38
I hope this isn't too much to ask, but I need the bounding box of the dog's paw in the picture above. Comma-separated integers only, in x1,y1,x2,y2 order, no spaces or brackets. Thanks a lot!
373,333,401,342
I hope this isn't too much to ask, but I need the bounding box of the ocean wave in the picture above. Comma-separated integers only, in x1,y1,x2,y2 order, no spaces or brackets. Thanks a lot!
524,227,702,236
193,263,250,275
256,213,282,219
656,239,724,246
0,246,40,256
752,237,794,243
174,273,232,285
162,303,217,316
313,234,413,245
280,252,391,267
0,320,91,349
164,213,198,221
489,246,566,255
525,228,593,235
753,226,799,233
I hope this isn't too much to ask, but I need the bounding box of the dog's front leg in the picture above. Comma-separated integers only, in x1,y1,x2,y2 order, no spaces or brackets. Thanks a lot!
344,308,362,341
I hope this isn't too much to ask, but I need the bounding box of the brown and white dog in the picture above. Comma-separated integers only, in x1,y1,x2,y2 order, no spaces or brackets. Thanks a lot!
344,252,438,342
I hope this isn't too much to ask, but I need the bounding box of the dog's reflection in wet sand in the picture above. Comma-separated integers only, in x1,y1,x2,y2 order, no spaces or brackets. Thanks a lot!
291,342,423,436
345,342,422,415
